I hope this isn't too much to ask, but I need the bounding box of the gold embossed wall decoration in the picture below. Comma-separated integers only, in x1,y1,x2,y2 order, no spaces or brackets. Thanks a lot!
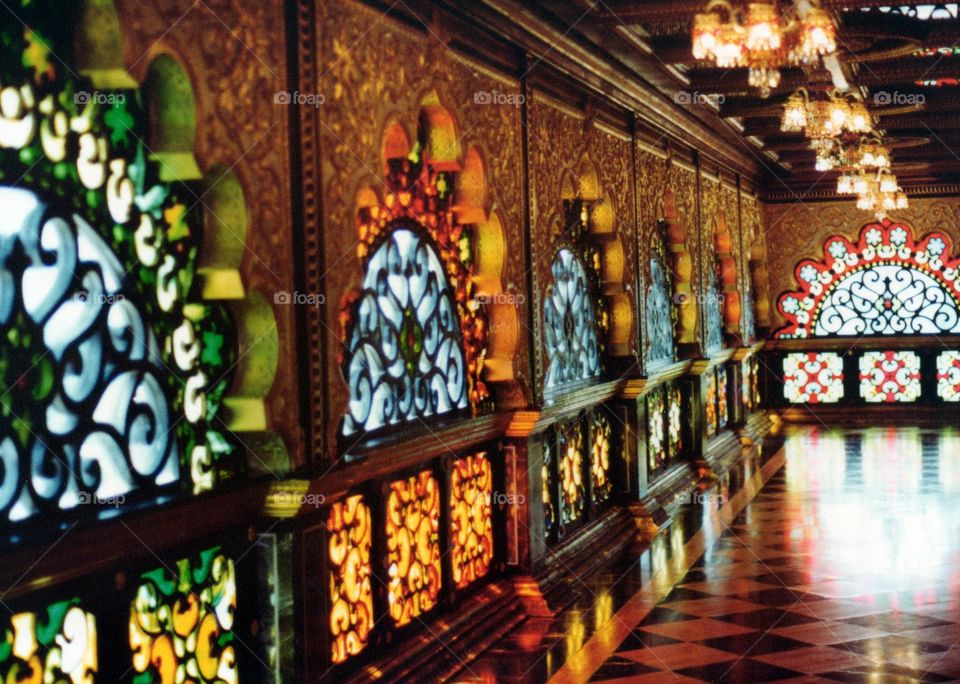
763,198,960,331
312,0,529,453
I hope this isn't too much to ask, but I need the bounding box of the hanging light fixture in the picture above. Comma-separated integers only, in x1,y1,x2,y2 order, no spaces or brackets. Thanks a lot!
780,89,873,138
691,0,837,97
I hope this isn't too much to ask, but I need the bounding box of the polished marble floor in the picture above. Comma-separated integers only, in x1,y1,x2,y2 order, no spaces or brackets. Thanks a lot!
466,427,960,683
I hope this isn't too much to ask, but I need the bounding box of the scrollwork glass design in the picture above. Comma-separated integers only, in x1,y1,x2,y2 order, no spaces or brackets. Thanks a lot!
544,249,601,389
937,351,960,401
705,265,725,352
668,384,683,458
705,372,718,436
0,6,236,523
859,351,922,403
777,221,960,338
783,352,845,403
341,228,467,436
647,387,666,473
558,420,585,525
0,599,97,682
589,412,612,504
450,452,494,589
647,256,675,366
328,495,373,665
385,470,441,626
129,546,238,683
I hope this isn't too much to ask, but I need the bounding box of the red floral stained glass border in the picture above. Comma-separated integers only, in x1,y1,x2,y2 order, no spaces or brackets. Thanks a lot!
775,220,960,338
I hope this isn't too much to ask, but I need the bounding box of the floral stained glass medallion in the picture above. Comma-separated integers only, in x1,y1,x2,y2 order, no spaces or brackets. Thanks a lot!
0,600,97,682
558,420,585,525
590,412,613,504
544,249,601,389
0,5,236,524
450,452,494,589
647,387,666,473
129,546,238,683
783,352,845,403
328,495,373,665
936,351,960,401
385,471,441,626
859,351,922,403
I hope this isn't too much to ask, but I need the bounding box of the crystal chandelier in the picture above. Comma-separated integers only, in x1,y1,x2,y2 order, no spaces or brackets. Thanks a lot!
780,88,873,138
832,137,907,219
692,1,837,97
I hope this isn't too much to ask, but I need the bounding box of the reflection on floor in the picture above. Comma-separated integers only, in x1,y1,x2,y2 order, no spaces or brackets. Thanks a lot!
467,427,960,682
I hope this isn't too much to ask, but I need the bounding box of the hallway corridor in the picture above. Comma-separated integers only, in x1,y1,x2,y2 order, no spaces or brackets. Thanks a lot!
547,427,960,683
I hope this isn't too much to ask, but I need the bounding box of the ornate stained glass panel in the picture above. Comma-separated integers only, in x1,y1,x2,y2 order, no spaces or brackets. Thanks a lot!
705,372,718,436
647,386,666,473
717,367,729,429
783,352,845,403
742,359,754,411
342,228,467,436
544,249,601,389
0,4,236,523
327,495,373,665
590,412,612,504
542,440,556,540
385,470,441,626
668,384,683,459
558,420,585,525
646,256,675,366
936,351,960,401
705,265,724,352
0,600,97,682
450,452,494,589
859,351,922,403
776,221,960,338
129,546,238,683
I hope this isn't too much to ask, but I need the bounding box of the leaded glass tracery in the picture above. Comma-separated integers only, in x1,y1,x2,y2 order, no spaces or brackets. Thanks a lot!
0,4,235,524
0,599,97,682
341,227,467,436
704,263,724,352
647,234,676,366
544,249,601,388
777,221,960,338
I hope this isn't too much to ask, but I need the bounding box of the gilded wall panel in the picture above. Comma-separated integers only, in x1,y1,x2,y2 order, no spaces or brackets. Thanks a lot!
314,0,528,452
763,197,960,331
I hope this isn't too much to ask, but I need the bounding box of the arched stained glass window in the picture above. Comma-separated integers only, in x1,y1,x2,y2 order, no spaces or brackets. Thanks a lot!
544,249,601,389
341,227,467,436
0,5,235,525
777,221,960,338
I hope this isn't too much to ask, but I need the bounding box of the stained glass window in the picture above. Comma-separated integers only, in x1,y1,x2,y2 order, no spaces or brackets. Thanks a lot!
341,128,489,441
385,470,441,626
327,495,373,665
705,263,724,352
647,387,667,473
0,6,235,523
742,359,754,411
590,412,612,504
542,440,556,540
450,452,494,589
705,372,718,436
647,253,675,366
0,599,97,682
544,249,601,389
783,352,845,403
937,351,960,401
342,228,467,436
776,222,960,338
667,384,683,458
129,546,238,683
859,351,922,403
717,367,729,429
558,420,585,525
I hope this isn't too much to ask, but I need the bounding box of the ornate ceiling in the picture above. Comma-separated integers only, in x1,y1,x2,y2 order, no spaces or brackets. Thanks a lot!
526,1,960,196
